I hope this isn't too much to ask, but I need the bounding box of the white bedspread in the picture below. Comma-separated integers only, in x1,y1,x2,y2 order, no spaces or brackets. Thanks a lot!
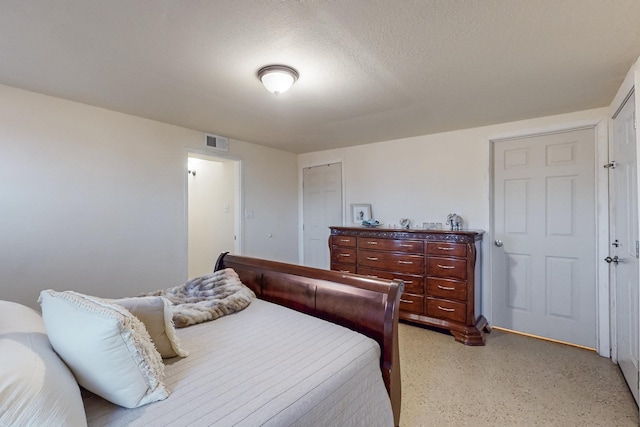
83,298,394,427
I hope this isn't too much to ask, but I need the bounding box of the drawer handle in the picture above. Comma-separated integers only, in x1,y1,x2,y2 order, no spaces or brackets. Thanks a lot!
398,261,413,265
437,264,455,269
339,270,351,273
339,253,351,257
437,305,455,312
404,280,413,284
340,239,351,242
400,299,413,304
367,257,379,261
366,241,378,245
367,274,379,278
399,244,413,248
437,285,456,291
437,247,455,251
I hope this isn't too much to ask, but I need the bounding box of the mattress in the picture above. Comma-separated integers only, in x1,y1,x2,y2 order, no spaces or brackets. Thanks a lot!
83,298,394,427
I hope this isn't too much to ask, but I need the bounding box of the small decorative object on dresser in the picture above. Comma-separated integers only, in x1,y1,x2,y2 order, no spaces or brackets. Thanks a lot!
399,218,411,229
351,204,372,224
446,213,462,231
329,226,489,345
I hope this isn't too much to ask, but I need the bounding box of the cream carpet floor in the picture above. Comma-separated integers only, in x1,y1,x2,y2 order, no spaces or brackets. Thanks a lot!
399,323,638,426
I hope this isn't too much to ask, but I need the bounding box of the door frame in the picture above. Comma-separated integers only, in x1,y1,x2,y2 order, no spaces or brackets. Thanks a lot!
298,159,345,265
184,148,244,260
487,118,609,356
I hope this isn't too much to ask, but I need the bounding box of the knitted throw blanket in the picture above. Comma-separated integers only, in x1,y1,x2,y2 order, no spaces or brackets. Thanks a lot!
141,268,255,328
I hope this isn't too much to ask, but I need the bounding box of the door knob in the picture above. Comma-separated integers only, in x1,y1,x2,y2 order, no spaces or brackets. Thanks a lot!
604,256,619,265
494,240,503,247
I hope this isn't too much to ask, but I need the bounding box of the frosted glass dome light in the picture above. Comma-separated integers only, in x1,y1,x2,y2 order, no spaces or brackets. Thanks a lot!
258,65,299,95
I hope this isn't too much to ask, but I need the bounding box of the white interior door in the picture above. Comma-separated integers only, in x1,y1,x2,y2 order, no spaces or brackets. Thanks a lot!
492,128,597,348
610,91,639,405
303,163,342,269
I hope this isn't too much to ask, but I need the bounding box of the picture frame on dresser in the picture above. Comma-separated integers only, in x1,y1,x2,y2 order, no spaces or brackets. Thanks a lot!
351,204,372,223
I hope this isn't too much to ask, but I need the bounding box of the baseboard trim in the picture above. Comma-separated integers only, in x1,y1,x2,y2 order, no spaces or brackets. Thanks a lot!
491,326,596,352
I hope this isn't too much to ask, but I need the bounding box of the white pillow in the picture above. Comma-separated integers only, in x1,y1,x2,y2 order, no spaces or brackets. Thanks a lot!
38,290,170,409
113,296,188,359
0,300,87,427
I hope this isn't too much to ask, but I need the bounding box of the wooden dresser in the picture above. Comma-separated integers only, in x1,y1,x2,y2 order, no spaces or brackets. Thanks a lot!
329,226,488,345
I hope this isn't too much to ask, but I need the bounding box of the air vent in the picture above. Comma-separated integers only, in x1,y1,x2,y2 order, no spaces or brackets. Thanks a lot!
205,133,228,152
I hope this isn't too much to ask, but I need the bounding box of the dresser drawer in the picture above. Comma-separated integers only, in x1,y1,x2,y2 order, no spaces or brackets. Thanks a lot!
331,235,356,247
400,293,425,315
331,247,356,265
427,277,467,301
426,242,467,258
358,249,424,275
427,298,466,323
331,263,356,274
358,238,423,253
358,267,424,295
426,257,467,280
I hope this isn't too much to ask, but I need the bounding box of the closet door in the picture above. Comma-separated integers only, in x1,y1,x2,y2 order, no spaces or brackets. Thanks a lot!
303,163,342,269
610,92,639,405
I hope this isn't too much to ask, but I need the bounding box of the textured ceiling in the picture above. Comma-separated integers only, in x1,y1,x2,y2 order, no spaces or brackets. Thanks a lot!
1,1,639,153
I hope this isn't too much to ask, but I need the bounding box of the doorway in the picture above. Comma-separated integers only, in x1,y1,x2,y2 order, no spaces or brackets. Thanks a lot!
187,153,241,278
302,163,343,269
491,128,598,348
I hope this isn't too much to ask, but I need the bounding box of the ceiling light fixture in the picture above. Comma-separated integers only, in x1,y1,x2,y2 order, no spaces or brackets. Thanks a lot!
257,65,299,95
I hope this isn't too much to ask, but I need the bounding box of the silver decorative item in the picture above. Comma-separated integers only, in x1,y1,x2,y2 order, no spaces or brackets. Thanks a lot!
446,213,462,231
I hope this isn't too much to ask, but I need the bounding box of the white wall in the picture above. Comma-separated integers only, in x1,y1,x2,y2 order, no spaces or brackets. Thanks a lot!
0,84,298,308
0,80,615,315
299,107,609,324
231,139,299,263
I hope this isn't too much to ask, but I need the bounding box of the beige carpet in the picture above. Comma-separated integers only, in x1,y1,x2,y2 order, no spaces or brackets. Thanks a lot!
399,323,638,426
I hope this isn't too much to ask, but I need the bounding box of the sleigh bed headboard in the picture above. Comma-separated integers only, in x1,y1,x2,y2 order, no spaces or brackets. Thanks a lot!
214,252,403,427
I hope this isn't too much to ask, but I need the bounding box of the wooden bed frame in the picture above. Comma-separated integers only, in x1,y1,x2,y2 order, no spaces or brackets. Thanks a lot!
215,253,403,427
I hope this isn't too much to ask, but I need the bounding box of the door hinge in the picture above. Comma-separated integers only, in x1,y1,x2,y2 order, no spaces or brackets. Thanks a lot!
604,161,616,169
636,240,639,258
634,111,637,129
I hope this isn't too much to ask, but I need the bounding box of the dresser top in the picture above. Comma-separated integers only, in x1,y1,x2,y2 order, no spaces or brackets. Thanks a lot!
330,226,483,242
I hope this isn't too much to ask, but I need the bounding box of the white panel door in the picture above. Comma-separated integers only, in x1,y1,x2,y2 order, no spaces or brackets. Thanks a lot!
610,92,639,405
303,163,342,269
493,129,596,347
